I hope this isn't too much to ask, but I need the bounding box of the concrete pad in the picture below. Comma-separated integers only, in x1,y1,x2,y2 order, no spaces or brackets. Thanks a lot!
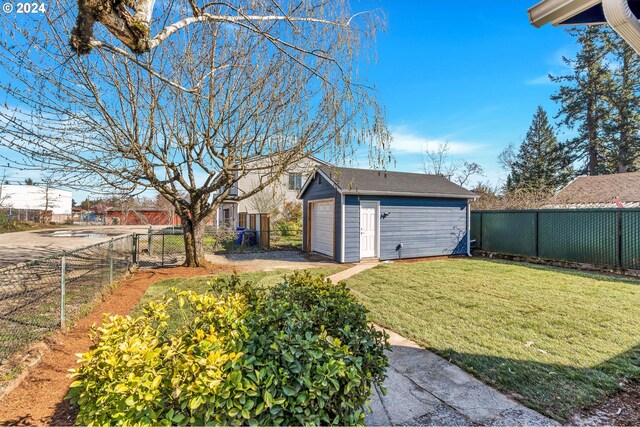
205,251,337,272
0,225,161,267
367,325,558,426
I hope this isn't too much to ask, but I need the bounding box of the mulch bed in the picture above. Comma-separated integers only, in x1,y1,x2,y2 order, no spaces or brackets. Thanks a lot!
0,265,241,426
570,381,640,426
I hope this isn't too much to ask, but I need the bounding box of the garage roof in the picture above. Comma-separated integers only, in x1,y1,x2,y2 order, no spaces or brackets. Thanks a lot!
299,166,477,199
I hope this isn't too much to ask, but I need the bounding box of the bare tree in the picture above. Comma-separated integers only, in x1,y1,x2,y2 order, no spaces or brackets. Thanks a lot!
470,181,552,210
421,142,483,187
154,193,177,225
249,187,286,218
40,176,61,224
0,1,390,266
0,171,12,210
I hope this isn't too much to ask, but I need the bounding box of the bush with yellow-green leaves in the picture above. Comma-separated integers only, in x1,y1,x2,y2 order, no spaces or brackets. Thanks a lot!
67,272,389,426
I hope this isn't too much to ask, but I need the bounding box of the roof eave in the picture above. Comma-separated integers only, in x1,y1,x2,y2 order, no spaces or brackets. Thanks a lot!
297,166,478,200
297,168,339,199
528,0,602,27
341,190,478,200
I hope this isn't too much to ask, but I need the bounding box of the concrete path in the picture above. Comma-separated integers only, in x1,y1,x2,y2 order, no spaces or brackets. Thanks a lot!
366,328,558,426
326,261,380,283
325,263,557,426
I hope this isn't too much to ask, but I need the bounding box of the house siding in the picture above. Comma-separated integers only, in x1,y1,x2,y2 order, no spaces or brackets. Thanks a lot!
343,196,468,262
301,175,341,261
234,157,322,215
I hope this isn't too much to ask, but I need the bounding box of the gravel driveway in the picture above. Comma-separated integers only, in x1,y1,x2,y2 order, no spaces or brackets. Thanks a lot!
0,225,161,267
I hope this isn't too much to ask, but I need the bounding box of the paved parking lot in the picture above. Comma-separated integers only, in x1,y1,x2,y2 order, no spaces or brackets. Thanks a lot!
0,226,162,267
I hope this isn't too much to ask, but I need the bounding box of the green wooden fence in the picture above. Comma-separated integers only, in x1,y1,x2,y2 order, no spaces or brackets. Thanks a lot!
471,209,640,270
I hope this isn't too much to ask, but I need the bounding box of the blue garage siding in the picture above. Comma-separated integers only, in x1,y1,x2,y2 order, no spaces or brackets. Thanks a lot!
301,174,341,260
344,202,360,262
344,196,468,262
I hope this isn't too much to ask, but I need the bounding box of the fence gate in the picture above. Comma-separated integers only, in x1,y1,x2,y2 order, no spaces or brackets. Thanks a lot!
259,214,270,250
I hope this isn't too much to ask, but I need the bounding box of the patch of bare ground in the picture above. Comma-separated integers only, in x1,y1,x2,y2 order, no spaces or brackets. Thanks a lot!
569,381,640,426
0,265,243,426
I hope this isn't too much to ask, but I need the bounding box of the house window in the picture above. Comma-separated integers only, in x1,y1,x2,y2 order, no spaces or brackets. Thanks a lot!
288,173,303,191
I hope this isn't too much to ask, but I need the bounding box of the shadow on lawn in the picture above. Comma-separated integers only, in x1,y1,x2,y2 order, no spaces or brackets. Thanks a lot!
436,343,640,421
476,257,640,285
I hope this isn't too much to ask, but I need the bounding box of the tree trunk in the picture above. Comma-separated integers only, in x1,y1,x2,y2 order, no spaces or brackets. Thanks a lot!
181,214,206,267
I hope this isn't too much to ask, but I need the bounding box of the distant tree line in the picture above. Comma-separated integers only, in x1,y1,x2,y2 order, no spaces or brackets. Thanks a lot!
476,26,640,209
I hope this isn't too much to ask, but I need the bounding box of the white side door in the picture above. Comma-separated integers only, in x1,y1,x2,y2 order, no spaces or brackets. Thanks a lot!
360,202,377,259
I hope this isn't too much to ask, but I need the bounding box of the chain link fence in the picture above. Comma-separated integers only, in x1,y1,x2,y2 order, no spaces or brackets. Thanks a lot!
0,235,133,363
0,225,305,365
471,209,640,270
134,226,303,267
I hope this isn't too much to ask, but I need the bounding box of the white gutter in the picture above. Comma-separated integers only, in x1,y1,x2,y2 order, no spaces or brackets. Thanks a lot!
341,190,478,200
603,0,640,54
528,0,601,27
529,0,640,54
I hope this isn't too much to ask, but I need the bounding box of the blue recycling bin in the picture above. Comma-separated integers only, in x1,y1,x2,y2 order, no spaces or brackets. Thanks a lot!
235,227,246,245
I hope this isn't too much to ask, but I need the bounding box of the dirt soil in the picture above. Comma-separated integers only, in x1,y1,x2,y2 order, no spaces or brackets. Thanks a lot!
0,265,243,426
569,381,640,426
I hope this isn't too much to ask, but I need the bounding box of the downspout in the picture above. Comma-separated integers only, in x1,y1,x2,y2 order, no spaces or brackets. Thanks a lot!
466,199,472,257
341,193,345,263
603,0,640,55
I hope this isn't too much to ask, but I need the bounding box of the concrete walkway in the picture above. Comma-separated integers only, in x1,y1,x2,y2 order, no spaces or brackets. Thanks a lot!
367,328,557,426
326,261,380,283
327,263,557,426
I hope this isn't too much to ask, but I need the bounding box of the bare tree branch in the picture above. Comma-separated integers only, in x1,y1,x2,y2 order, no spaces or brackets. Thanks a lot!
0,0,391,266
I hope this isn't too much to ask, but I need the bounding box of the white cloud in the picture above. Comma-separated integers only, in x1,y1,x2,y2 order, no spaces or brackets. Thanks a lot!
526,74,553,85
389,126,482,155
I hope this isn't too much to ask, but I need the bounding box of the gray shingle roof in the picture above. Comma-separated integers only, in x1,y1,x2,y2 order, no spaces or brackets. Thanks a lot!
308,166,476,199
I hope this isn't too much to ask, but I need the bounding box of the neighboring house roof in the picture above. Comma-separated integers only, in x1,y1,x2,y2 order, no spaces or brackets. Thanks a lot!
105,207,172,213
548,172,640,206
298,166,477,199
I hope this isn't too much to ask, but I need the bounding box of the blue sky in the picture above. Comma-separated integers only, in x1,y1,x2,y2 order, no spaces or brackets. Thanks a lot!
2,1,580,199
350,0,579,187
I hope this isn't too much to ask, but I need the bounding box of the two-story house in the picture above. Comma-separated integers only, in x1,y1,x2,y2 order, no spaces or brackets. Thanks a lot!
216,155,327,227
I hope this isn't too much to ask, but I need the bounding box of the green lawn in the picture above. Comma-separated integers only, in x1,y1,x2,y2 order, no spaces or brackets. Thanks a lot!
345,259,640,421
134,266,346,332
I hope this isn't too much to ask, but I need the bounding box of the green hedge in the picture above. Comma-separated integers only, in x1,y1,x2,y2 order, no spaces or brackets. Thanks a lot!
67,272,389,426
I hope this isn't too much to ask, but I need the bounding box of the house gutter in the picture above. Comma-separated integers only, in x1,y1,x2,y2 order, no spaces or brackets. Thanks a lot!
528,0,601,27
602,0,640,54
340,190,478,200
529,0,640,54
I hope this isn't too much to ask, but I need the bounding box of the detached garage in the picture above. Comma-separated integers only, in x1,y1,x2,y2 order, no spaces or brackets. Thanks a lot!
298,166,477,263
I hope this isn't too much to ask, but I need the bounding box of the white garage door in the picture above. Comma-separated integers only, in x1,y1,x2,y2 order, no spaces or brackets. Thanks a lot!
311,201,334,257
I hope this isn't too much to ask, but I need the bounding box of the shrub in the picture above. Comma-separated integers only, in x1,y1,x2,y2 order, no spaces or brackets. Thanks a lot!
280,201,302,224
68,272,389,426
275,220,300,237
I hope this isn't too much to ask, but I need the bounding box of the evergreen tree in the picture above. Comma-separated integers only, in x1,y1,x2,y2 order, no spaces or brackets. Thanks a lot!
504,106,573,192
551,27,613,175
602,31,640,173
